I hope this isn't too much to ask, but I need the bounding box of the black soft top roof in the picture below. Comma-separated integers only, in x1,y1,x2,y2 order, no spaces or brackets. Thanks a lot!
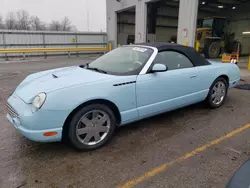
136,42,211,67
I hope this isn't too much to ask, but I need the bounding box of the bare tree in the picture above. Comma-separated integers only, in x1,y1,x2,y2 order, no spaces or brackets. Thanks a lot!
60,17,72,31
49,20,61,31
30,16,46,31
3,11,77,31
15,10,31,30
5,12,17,30
0,15,4,29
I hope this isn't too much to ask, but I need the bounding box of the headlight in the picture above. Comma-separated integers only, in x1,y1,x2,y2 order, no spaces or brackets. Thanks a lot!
32,93,47,109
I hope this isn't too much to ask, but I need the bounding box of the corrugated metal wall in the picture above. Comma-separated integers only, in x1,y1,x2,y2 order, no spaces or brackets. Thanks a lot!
0,30,107,57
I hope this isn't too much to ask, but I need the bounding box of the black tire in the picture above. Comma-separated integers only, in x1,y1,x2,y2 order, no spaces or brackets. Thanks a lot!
206,77,228,109
204,39,221,59
67,104,116,151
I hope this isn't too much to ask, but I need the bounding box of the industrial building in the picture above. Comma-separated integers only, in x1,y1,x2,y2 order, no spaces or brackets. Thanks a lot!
107,0,250,57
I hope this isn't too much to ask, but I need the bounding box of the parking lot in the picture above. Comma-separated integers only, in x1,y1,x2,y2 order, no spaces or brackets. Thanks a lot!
1,56,250,188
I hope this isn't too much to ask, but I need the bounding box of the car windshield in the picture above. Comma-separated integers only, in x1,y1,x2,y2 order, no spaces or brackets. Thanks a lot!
87,46,153,75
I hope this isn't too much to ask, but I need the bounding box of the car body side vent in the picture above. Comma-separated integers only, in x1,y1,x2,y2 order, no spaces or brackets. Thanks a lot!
52,74,58,78
113,81,136,86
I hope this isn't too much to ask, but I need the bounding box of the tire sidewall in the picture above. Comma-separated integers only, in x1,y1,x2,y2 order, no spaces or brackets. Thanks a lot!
208,42,220,58
204,40,221,59
207,78,228,109
68,104,116,151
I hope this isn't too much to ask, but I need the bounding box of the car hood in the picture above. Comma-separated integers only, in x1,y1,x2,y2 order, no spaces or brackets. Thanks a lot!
15,66,115,103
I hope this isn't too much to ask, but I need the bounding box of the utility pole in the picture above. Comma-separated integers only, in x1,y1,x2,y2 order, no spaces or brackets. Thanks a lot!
86,0,90,31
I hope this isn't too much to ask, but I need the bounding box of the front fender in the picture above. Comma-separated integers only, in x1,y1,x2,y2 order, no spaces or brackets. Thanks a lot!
42,75,138,123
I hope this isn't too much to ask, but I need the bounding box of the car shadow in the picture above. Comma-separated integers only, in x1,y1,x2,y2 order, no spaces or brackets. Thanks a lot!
17,93,239,160
19,101,210,157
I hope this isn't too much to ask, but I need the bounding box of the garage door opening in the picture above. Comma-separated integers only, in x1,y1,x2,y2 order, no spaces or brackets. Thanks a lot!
197,0,249,59
147,0,179,43
117,7,136,46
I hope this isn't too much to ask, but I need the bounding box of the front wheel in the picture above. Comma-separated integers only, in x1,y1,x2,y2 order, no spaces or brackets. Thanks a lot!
206,78,228,109
204,40,221,59
68,104,116,151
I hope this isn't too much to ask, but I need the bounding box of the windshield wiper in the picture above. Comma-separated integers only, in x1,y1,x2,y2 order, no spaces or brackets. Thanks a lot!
79,62,107,74
79,62,90,68
86,67,107,74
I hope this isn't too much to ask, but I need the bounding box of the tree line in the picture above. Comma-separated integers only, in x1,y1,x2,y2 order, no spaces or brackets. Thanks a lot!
0,10,77,31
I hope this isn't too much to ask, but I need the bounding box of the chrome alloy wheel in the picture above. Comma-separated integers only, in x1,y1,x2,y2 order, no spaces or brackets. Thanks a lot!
76,110,111,146
211,81,226,105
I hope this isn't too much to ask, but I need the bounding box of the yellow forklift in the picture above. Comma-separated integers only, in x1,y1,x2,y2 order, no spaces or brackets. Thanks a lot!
170,16,241,59
196,16,241,59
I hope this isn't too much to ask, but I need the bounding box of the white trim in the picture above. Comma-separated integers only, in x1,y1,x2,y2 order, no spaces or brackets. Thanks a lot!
139,46,158,75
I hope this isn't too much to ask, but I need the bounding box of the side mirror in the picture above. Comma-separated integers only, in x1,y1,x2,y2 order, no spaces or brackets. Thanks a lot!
151,64,167,73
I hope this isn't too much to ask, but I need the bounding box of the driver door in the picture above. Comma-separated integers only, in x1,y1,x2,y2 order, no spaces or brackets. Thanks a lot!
136,50,200,117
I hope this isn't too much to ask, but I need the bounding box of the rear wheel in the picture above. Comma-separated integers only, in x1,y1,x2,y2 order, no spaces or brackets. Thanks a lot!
206,77,228,109
68,104,116,151
204,39,221,59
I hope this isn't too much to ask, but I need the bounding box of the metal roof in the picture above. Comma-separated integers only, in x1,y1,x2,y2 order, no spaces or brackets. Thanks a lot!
163,0,249,13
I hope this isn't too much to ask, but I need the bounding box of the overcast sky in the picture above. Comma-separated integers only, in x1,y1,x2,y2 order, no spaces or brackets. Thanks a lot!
0,0,107,32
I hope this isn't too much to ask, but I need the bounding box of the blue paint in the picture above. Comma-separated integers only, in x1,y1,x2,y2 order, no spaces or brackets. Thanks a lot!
6,51,240,143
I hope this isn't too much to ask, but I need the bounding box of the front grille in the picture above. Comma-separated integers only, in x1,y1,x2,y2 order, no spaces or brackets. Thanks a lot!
6,103,18,118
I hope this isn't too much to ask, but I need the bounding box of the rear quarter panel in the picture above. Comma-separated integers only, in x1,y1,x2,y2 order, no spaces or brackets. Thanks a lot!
208,61,240,87
196,61,240,92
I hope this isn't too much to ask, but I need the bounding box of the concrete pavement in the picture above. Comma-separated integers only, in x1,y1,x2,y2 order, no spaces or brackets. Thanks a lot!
0,56,250,188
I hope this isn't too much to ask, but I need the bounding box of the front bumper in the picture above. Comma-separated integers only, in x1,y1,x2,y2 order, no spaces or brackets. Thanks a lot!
6,93,64,143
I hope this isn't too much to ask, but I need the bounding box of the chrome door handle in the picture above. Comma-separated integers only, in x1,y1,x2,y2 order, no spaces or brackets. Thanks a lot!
190,75,197,78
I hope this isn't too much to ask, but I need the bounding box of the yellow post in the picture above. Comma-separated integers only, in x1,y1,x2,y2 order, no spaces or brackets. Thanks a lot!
248,54,250,70
195,41,200,52
108,42,112,51
184,41,188,46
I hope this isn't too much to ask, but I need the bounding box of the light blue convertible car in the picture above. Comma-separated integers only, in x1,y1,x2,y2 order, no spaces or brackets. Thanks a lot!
6,43,240,150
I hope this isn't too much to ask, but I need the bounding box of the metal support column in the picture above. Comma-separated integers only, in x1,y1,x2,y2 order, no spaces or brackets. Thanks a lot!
75,33,79,57
42,33,47,59
135,1,147,43
2,32,8,61
107,4,117,49
177,0,199,47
